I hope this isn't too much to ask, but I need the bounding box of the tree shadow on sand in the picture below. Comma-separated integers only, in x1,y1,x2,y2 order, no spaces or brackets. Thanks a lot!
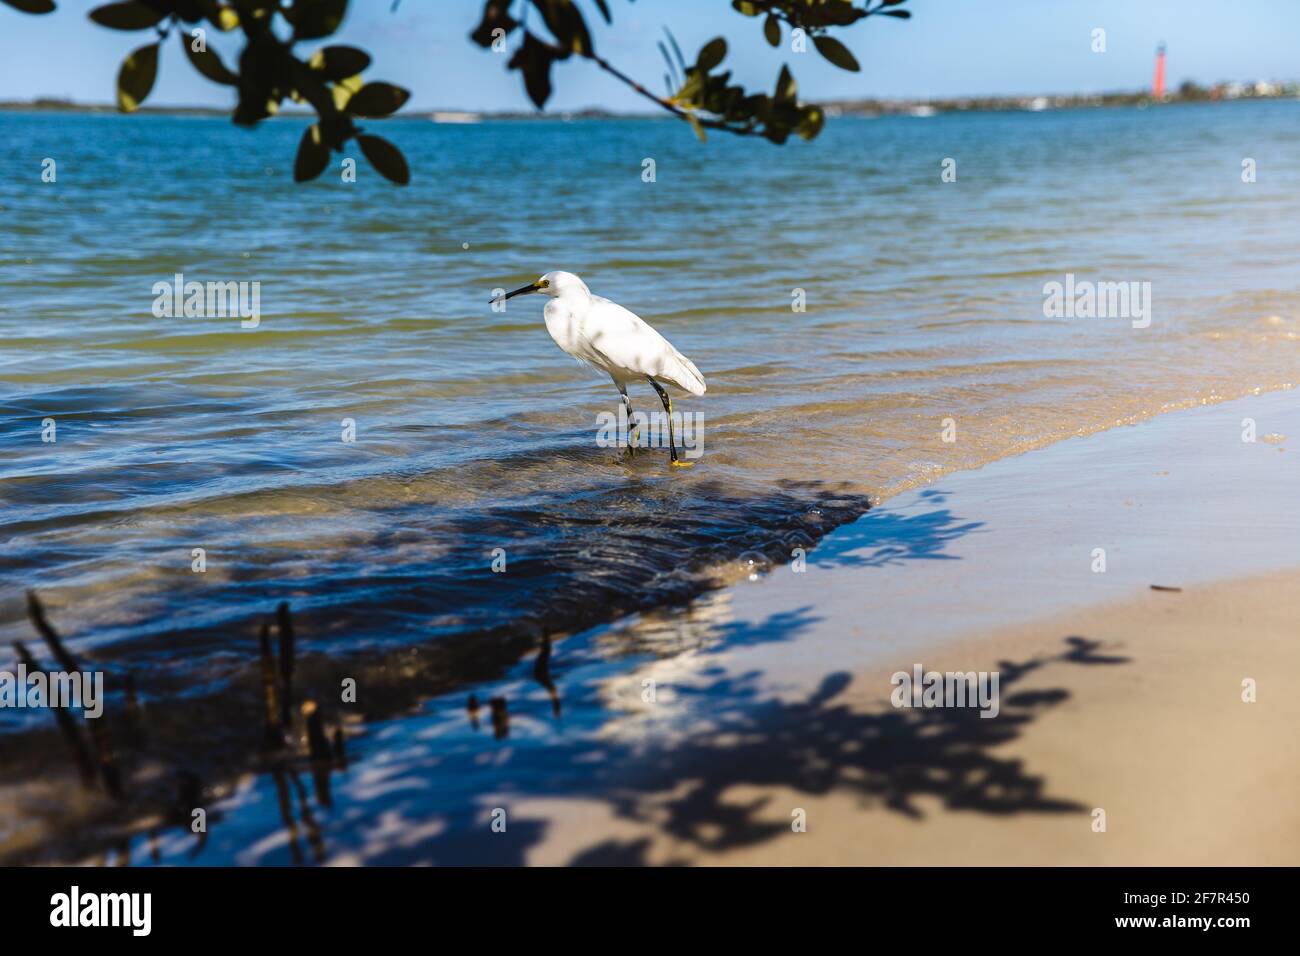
809,489,985,570
564,635,1131,864
217,606,1131,866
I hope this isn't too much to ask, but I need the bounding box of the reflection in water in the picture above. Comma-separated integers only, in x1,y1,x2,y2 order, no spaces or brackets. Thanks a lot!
489,697,510,741
533,632,561,718
1,484,878,860
0,597,355,865
0,499,1133,865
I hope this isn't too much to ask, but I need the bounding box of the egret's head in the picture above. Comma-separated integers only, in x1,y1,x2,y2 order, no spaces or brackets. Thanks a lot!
494,271,586,303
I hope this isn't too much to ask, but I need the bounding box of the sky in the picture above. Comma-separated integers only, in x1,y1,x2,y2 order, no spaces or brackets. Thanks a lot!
2,0,1298,111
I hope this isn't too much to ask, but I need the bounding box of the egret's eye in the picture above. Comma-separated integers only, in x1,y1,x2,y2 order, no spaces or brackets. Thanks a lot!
538,279,550,289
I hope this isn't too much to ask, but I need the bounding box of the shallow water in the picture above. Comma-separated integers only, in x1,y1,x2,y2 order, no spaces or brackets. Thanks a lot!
35,389,1299,867
2,102,1299,707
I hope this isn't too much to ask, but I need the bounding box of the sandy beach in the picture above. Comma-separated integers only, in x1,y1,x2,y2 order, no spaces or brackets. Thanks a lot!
498,389,1300,866
515,570,1300,865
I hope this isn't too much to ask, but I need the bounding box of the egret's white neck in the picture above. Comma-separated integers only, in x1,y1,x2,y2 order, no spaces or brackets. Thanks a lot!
552,281,592,308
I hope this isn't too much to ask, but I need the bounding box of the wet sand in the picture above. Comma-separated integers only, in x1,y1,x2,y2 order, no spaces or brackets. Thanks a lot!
510,389,1300,865
519,570,1300,865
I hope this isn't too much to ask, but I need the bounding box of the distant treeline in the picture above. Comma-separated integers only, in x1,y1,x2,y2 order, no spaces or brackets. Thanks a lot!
827,79,1300,116
4,79,1297,120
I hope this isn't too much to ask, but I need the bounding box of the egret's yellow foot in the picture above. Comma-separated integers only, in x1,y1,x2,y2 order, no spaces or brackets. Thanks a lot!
670,459,695,469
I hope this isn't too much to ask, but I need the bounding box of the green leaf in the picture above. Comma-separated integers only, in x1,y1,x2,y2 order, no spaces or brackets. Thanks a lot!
731,1,759,16
763,15,780,47
357,134,410,185
797,106,825,141
181,31,237,85
470,0,518,48
696,37,726,73
116,41,158,112
508,32,559,109
345,82,410,117
2,0,57,13
880,9,911,18
293,0,348,41
533,0,592,56
591,0,611,24
331,73,363,112
687,113,706,143
309,45,371,81
812,35,860,72
90,1,165,30
775,64,796,103
294,124,331,183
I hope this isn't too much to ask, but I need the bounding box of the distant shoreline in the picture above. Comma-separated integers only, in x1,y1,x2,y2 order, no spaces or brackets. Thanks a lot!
3,83,1296,121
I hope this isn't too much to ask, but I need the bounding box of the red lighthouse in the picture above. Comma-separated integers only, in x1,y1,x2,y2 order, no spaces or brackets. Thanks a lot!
1153,43,1167,99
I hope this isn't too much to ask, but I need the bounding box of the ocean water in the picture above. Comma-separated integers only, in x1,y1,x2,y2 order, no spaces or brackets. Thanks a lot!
1,102,1299,719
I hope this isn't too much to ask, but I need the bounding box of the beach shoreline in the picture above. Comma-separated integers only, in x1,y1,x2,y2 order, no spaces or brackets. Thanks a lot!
2,389,1297,865
517,567,1300,865
500,388,1300,865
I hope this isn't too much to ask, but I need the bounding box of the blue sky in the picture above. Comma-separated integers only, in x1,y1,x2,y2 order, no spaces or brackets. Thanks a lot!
2,0,1297,110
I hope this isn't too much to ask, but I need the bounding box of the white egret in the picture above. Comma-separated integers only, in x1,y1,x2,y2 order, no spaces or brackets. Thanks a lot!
494,271,706,467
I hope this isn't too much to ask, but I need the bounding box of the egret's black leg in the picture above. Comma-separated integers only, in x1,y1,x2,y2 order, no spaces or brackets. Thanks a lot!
617,383,638,456
648,377,691,468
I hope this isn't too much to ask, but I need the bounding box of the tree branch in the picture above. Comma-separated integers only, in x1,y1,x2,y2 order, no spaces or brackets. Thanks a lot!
534,37,761,137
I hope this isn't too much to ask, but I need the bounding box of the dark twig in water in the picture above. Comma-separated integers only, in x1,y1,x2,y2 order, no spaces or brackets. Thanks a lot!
303,701,332,763
270,767,303,866
13,639,95,789
287,768,325,862
533,630,562,717
331,726,347,770
24,592,123,799
1149,584,1183,592
82,692,124,801
489,696,509,740
92,723,125,802
303,701,334,808
276,602,295,728
258,623,282,747
26,591,82,674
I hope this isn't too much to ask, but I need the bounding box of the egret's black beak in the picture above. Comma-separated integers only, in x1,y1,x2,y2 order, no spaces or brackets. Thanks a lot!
492,282,538,304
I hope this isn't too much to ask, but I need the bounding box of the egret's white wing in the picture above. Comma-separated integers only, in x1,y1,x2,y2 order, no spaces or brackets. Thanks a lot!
581,297,706,395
